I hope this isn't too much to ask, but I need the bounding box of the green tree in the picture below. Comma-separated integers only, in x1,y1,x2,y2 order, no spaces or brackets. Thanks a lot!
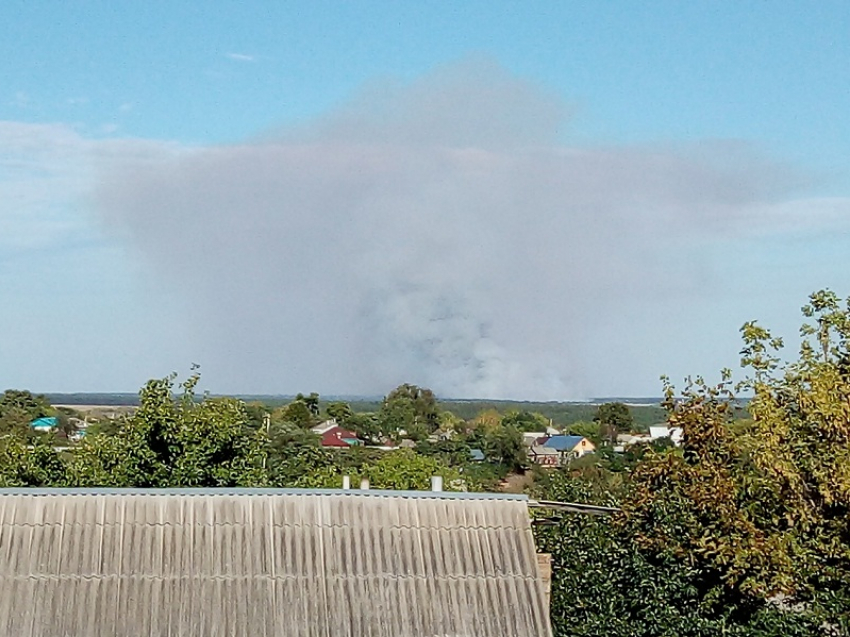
534,448,822,636
483,424,526,472
618,290,850,631
346,412,384,444
593,402,633,443
0,406,32,439
243,402,271,430
378,383,440,439
325,401,353,425
0,389,55,439
274,399,314,428
361,449,462,491
0,436,67,486
69,373,267,488
294,392,320,417
53,407,80,441
0,389,53,420
566,420,602,446
415,437,473,467
266,422,333,487
501,410,549,432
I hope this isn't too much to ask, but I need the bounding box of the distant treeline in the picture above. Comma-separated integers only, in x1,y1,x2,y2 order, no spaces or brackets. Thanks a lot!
46,393,666,429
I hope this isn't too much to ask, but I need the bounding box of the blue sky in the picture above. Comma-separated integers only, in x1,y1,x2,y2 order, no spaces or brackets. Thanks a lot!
2,1,849,398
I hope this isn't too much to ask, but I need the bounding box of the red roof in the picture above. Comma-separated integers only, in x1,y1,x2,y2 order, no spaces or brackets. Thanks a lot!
320,425,360,447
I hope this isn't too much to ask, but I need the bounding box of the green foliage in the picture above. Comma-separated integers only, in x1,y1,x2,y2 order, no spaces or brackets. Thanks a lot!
439,400,666,431
500,410,549,432
325,401,353,425
53,407,80,441
263,421,324,486
83,417,120,437
566,420,602,445
274,399,314,428
483,424,526,472
611,291,850,632
0,389,55,439
0,389,53,420
346,412,384,444
0,436,67,486
242,402,270,430
294,392,320,417
530,291,850,635
593,402,634,443
292,465,347,489
536,460,824,636
68,373,267,488
361,449,462,491
0,407,32,439
415,437,473,467
378,383,440,440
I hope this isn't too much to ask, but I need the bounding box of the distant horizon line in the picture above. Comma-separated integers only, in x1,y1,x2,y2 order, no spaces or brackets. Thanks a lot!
40,391,664,406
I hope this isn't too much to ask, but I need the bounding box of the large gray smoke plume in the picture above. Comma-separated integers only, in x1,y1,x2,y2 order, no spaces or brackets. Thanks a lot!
95,59,806,398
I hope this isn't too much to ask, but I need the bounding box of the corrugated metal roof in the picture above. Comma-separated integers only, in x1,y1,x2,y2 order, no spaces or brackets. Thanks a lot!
29,416,57,430
0,488,552,637
0,487,529,499
541,435,586,451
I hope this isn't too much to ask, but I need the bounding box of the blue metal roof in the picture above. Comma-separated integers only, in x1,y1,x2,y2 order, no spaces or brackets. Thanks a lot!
542,434,586,451
30,416,57,429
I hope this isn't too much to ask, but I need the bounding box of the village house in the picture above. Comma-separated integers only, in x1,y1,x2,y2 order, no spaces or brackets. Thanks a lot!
528,444,562,467
524,434,595,468
0,487,553,636
522,429,560,450
310,419,363,448
541,434,595,460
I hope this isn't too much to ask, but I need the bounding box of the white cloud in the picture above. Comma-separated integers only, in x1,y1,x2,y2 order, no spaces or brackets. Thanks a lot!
0,121,184,252
226,52,255,62
0,121,205,392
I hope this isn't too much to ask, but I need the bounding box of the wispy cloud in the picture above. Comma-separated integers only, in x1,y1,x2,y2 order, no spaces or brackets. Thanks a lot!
226,52,255,62
90,59,850,398
0,122,197,392
0,121,182,252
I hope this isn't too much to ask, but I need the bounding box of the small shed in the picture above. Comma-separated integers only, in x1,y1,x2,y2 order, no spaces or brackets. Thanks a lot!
0,488,552,636
29,416,57,431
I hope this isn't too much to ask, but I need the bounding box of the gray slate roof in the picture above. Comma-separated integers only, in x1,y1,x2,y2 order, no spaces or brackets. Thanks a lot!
0,488,552,637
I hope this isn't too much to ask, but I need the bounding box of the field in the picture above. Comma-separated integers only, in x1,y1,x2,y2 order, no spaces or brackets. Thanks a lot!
47,393,667,429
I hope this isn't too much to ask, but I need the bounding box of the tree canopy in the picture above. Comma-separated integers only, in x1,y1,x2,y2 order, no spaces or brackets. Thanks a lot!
377,383,440,441
535,290,850,634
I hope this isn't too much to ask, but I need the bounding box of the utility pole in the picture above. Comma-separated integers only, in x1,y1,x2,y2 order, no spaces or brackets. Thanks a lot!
262,413,271,470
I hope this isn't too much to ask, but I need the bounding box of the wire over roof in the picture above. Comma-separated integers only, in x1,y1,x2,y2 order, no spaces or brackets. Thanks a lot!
0,488,552,637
